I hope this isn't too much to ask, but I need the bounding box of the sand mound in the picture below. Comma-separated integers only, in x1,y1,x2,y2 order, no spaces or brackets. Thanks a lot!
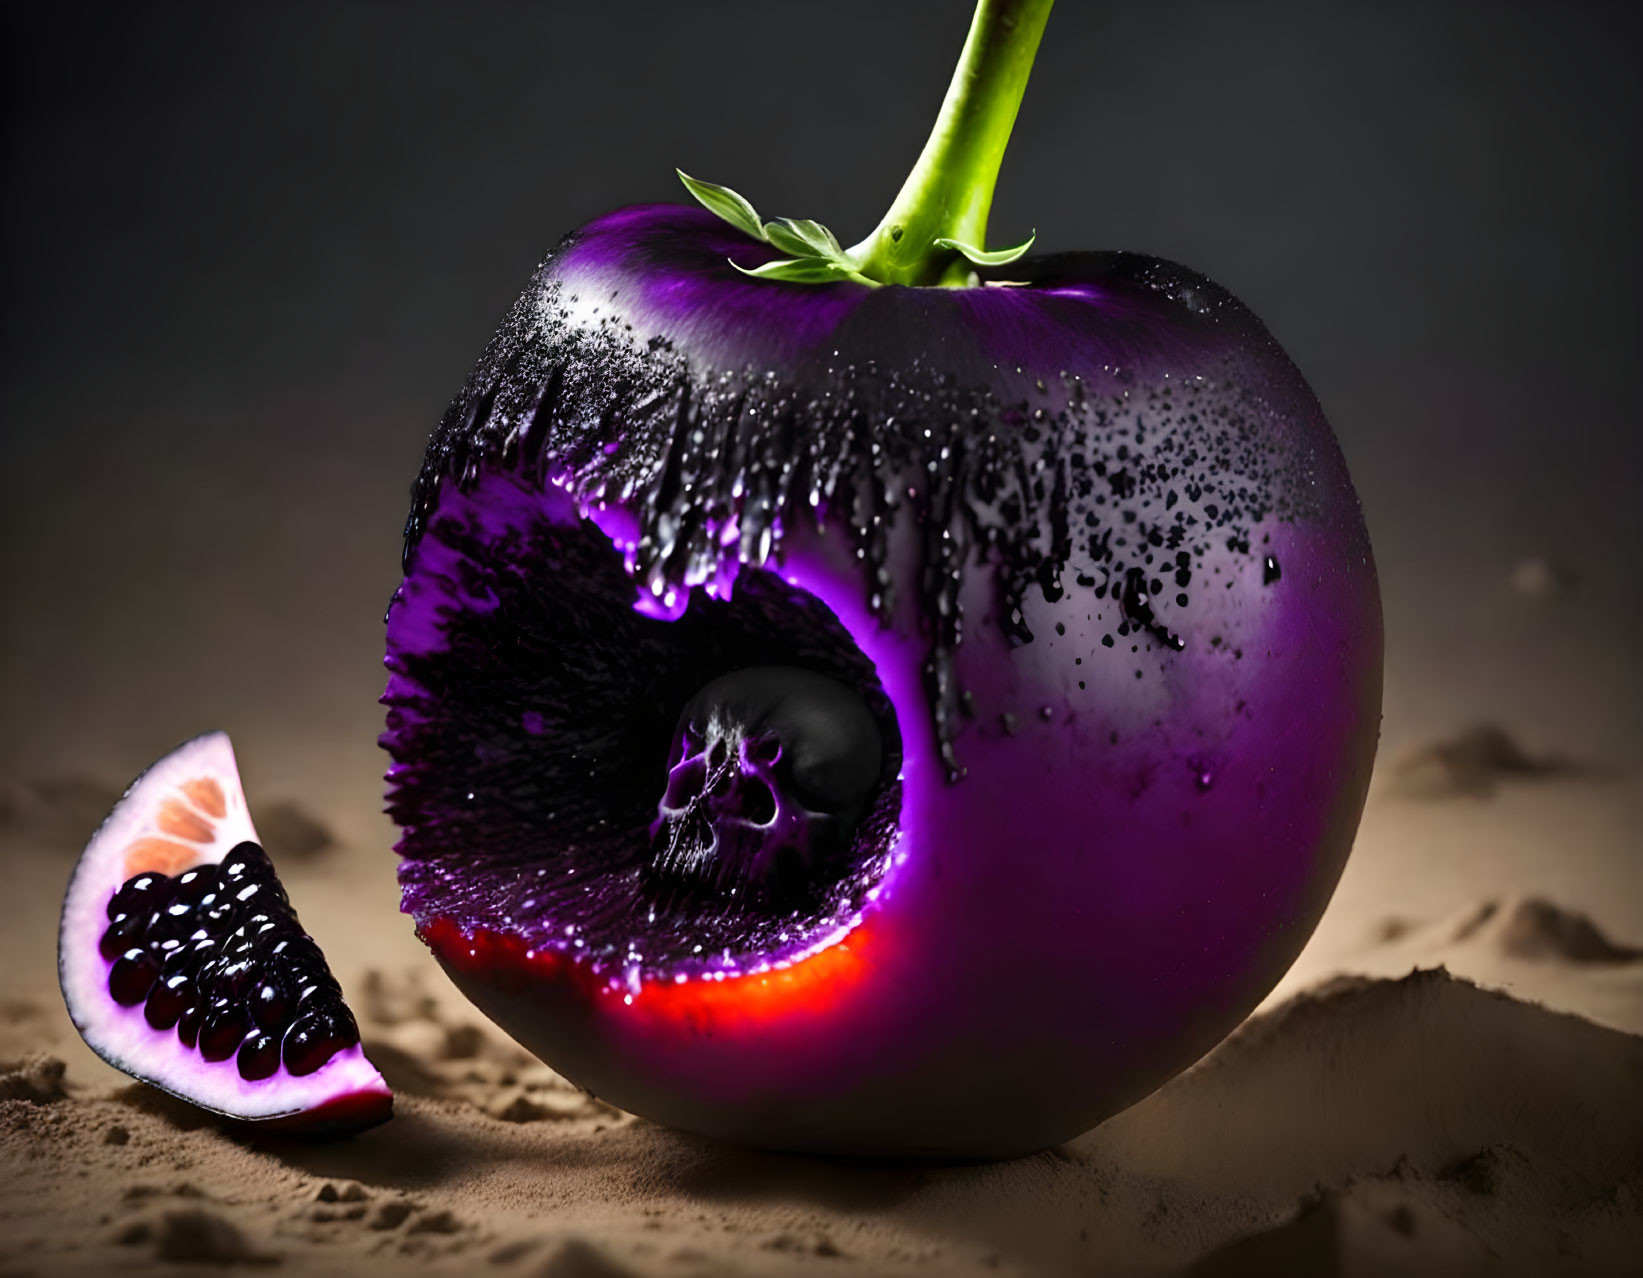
358,967,442,1027
1187,1177,1495,1277
1092,969,1643,1273
256,798,337,860
1388,725,1577,799
0,775,122,848
118,1207,281,1266
1443,899,1643,964
1106,968,1643,1191
532,1238,642,1278
0,1051,68,1103
1345,899,1643,1037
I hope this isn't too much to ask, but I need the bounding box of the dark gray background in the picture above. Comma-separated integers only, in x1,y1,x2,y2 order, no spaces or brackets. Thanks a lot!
3,1,1638,833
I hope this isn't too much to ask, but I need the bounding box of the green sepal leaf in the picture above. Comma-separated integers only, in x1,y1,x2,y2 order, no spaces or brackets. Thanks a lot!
933,231,1037,268
677,170,767,243
731,255,861,284
763,217,844,261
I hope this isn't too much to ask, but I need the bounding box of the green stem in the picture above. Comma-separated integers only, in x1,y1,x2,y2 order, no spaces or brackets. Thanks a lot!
849,0,1053,286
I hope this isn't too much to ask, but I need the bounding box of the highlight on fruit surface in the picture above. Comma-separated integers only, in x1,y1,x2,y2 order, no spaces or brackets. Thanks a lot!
382,0,1381,1157
58,733,391,1133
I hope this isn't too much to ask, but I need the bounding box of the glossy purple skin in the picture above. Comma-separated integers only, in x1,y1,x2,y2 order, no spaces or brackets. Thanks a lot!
385,204,1382,1157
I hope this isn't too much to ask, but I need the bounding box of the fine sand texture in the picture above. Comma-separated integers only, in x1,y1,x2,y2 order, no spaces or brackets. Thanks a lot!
1,725,1640,1278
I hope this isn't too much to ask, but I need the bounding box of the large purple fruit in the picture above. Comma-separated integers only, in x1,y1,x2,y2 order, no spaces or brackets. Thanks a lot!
59,734,391,1133
382,0,1380,1157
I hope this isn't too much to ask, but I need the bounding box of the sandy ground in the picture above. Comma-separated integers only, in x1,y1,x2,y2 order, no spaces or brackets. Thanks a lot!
1,722,1639,1278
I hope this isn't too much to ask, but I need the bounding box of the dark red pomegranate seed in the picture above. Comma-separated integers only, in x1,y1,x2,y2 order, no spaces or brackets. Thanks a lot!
250,979,292,1034
171,865,220,903
108,948,160,1006
106,872,170,921
198,1001,249,1062
176,1003,203,1049
236,1032,282,1081
282,1006,358,1077
144,972,190,1031
218,842,274,885
99,916,140,961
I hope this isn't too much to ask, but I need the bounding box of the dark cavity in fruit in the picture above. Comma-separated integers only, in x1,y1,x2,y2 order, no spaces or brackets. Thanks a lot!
386,519,906,987
96,842,359,1081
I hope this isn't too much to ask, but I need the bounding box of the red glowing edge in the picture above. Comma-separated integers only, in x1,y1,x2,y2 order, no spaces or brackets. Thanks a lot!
418,915,882,1028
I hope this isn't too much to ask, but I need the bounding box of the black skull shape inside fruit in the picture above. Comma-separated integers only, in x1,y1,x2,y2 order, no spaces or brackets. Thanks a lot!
649,667,884,911
382,0,1381,1157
